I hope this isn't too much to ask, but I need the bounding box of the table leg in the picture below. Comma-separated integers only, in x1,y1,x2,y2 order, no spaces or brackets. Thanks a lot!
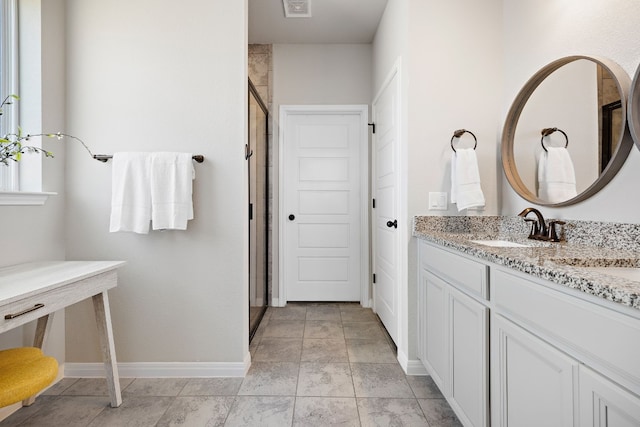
92,291,122,408
22,314,54,406
32,314,53,349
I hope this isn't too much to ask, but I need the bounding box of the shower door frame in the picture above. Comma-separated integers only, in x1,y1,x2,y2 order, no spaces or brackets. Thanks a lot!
248,78,269,342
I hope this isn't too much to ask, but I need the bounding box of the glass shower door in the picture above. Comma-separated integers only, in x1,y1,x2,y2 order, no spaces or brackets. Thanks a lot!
248,79,269,340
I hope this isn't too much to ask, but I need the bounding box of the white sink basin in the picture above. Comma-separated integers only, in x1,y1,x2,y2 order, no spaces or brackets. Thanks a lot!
583,267,640,281
470,240,530,248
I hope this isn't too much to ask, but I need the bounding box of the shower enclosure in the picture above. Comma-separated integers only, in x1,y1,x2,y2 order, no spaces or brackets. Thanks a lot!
248,79,269,340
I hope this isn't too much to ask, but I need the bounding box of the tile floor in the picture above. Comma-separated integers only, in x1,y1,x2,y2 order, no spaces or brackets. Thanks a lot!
1,303,461,426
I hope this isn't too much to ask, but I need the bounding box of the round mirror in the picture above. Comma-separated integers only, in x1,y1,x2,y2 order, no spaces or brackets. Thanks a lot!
502,56,633,206
629,62,640,150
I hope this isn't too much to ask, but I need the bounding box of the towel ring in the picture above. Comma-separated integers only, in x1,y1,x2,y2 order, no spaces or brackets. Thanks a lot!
540,127,568,152
450,129,477,152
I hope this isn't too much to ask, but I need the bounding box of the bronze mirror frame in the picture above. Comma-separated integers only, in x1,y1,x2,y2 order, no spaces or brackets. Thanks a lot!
629,61,640,152
502,55,633,207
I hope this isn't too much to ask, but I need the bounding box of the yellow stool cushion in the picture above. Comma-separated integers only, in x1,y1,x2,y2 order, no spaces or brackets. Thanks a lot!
0,347,58,408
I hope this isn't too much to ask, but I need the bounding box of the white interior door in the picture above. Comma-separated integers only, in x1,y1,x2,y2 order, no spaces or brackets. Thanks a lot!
281,106,367,302
372,68,400,344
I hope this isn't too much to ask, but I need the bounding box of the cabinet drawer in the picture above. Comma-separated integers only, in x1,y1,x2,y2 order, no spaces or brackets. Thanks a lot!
492,267,640,396
419,241,488,299
0,270,117,333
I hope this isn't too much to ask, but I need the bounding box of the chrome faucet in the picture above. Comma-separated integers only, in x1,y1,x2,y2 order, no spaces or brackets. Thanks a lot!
518,207,548,240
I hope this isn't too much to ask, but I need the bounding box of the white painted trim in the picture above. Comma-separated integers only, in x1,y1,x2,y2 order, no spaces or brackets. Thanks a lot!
271,297,282,308
278,105,370,306
403,359,429,376
0,403,20,423
0,191,56,205
0,0,20,192
65,358,251,379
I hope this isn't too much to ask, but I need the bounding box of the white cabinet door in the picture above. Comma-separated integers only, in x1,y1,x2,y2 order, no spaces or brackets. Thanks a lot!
422,270,449,394
580,365,640,427
449,286,489,427
419,269,489,427
491,314,577,427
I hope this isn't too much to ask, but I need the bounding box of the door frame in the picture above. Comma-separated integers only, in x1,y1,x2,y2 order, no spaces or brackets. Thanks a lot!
278,104,370,307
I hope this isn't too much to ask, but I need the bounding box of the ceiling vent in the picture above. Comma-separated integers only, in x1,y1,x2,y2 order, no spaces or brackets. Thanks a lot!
283,0,311,18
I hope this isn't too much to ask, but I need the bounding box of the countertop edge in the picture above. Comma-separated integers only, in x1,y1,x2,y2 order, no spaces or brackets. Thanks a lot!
413,230,640,312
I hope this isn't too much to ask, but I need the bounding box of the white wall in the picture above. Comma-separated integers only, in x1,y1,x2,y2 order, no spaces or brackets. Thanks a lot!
63,0,248,367
372,0,503,366
273,44,372,106
372,0,408,95
0,0,66,365
501,0,640,221
271,43,372,304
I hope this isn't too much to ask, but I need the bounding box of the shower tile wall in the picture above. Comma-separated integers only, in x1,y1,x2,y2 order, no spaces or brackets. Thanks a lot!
248,44,273,304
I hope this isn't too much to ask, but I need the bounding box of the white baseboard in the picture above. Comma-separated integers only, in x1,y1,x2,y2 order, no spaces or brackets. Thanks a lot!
0,403,20,423
65,354,251,378
397,350,428,375
271,297,280,307
404,359,428,376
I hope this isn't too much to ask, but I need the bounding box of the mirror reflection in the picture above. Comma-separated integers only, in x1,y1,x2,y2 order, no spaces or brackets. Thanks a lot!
512,59,624,204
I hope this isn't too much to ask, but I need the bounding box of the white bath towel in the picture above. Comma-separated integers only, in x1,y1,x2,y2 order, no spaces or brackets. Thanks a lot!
110,152,152,234
451,148,485,211
537,147,577,203
150,152,195,231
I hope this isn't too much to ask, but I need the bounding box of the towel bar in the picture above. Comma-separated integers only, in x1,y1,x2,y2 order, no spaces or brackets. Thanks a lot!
450,129,477,152
540,127,568,152
93,154,204,163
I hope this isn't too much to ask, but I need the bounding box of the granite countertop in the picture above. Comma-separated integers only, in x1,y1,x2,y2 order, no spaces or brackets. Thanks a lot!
413,216,640,310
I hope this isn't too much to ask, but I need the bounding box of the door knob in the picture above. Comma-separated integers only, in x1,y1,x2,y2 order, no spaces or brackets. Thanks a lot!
288,214,295,221
386,219,398,228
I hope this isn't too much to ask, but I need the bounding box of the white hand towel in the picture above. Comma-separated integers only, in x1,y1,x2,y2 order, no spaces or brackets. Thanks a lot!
150,152,195,231
537,147,577,203
110,152,152,234
450,148,485,211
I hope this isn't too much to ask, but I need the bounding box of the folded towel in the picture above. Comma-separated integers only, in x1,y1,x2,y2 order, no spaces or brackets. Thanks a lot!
451,148,485,211
537,147,577,203
110,152,152,234
150,152,195,231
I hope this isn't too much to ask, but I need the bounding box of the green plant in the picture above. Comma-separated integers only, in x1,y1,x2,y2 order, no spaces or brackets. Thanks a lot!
0,95,54,165
0,94,93,165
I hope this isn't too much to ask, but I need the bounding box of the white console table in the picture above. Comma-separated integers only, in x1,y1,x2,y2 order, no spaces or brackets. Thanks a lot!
0,261,125,407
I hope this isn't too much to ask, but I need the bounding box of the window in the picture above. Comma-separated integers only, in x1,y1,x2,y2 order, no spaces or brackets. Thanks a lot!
0,0,55,204
0,0,19,192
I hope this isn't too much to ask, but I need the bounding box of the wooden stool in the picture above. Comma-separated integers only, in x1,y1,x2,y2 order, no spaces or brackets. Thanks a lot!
0,347,58,407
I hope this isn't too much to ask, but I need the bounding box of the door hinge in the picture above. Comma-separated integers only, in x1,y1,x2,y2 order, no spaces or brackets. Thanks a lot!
249,203,253,220
372,198,376,209
368,123,376,134
373,273,376,284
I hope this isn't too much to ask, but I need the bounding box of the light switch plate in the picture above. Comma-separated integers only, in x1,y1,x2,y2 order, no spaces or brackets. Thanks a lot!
428,192,448,210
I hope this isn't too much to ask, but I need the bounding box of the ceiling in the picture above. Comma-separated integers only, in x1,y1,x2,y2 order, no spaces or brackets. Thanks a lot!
248,0,389,44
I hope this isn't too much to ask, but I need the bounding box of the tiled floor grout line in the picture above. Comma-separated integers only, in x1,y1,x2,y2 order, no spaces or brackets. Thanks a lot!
291,307,306,427
342,314,365,426
3,304,461,426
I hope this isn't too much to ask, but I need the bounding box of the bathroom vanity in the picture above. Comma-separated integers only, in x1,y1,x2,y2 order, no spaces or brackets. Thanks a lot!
414,216,640,427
